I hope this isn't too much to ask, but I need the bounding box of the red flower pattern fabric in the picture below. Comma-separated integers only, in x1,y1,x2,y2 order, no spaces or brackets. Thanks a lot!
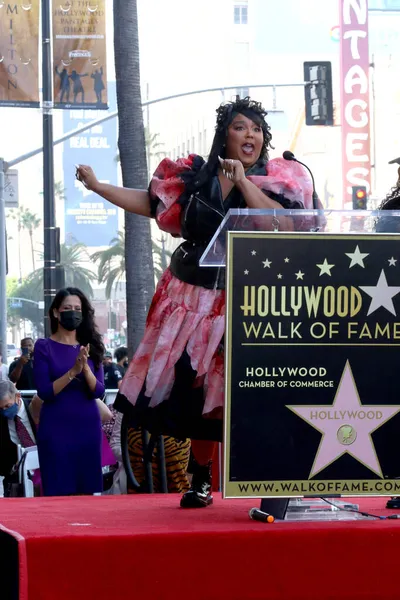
120,156,315,415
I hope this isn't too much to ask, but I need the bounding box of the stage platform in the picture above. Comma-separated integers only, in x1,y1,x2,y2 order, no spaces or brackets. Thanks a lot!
0,494,399,600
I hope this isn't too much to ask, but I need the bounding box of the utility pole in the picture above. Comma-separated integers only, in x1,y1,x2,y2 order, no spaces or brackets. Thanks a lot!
0,158,6,361
41,0,57,336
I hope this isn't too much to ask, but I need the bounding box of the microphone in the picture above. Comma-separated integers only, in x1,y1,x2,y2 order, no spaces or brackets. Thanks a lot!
249,508,275,523
283,150,319,210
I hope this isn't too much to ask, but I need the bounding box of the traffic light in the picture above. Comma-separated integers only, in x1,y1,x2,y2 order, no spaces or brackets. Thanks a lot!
304,62,333,126
352,186,367,210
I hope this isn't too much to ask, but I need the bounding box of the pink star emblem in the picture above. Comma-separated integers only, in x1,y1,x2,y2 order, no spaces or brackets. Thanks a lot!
286,362,400,478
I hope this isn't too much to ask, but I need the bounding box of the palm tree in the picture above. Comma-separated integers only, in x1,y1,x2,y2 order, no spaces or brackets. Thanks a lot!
60,243,97,297
91,231,125,299
116,126,166,175
19,208,41,270
113,0,155,355
54,181,66,202
9,207,23,281
24,242,96,299
152,234,172,282
92,230,171,298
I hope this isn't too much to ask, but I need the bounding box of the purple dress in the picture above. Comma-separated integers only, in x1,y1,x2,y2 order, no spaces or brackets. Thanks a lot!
33,338,105,496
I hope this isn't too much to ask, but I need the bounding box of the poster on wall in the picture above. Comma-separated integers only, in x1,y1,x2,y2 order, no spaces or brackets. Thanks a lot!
63,82,118,247
53,0,108,109
0,1,40,107
225,231,400,498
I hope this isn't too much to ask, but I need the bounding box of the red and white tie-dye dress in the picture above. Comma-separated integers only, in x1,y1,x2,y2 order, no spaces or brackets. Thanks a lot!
119,154,315,421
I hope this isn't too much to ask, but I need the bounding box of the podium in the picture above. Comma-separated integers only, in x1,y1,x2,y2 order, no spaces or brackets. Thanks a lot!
201,208,400,520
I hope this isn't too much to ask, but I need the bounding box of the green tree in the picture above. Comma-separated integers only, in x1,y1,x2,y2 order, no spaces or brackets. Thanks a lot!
55,181,66,202
116,126,166,171
8,276,44,335
92,231,171,299
9,207,23,281
20,242,96,301
152,234,172,282
19,208,41,271
113,0,155,355
91,231,125,299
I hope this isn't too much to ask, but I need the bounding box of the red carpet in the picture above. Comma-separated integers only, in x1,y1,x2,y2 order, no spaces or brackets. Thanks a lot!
0,494,399,600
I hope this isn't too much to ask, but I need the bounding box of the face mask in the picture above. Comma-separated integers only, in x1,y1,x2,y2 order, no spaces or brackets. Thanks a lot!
123,360,129,367
59,310,83,331
1,403,19,420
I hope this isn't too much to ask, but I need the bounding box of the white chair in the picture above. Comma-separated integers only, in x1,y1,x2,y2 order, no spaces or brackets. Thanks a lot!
17,445,40,498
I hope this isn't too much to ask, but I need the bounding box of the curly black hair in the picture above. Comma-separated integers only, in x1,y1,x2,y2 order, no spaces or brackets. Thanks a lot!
214,96,273,158
49,287,105,369
378,186,400,212
374,170,400,233
182,96,273,193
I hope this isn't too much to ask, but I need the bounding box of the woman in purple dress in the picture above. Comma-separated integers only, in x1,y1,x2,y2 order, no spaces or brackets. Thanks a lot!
34,287,105,496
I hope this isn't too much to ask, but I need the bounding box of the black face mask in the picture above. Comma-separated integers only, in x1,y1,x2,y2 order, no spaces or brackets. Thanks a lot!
59,310,83,332
123,360,129,368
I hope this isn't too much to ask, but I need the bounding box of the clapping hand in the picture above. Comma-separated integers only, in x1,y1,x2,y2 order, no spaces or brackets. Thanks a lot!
72,345,90,376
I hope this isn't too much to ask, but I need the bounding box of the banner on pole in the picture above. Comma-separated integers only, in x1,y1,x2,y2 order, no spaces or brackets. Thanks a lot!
0,2,40,107
63,82,118,247
52,0,108,110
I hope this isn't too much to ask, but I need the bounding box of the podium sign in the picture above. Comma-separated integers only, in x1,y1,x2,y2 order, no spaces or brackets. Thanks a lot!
224,232,400,498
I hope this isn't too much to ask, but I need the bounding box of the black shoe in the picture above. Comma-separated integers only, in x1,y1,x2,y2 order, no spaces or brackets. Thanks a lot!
180,461,213,508
386,497,400,509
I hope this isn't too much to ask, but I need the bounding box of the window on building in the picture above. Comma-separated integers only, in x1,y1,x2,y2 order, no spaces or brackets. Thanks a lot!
192,137,195,154
182,142,185,156
234,2,248,24
198,131,202,155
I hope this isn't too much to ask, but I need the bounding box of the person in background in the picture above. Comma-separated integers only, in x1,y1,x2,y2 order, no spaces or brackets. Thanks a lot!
375,166,400,233
114,346,129,377
0,380,38,496
8,338,35,390
0,352,8,381
103,351,123,390
33,287,105,496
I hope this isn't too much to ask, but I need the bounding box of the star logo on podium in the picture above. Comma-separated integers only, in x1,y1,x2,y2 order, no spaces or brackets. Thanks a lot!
286,362,400,478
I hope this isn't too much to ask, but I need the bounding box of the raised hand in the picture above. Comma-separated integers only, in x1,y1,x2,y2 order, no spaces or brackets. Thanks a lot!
75,165,99,192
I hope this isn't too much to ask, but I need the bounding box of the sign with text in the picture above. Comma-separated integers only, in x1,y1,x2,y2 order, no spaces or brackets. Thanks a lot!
339,0,371,207
224,232,400,498
52,0,108,109
63,82,118,247
0,2,40,107
4,169,18,207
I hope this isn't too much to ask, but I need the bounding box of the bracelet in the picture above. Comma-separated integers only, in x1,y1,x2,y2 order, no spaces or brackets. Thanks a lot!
68,370,75,381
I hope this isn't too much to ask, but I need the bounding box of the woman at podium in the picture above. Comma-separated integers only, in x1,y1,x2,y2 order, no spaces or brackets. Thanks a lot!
76,96,315,508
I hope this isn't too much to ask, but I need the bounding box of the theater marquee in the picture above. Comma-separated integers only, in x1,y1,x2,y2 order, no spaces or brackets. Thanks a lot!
224,232,400,498
339,0,371,207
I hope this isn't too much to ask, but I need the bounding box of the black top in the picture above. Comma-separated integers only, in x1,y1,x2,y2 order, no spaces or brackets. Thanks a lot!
8,359,35,390
104,362,123,390
167,162,302,290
